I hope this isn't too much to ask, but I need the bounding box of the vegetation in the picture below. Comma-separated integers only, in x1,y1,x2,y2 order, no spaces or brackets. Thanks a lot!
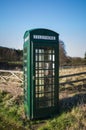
0,66,86,130
39,105,86,130
0,45,86,129
59,41,86,66
0,90,30,130
0,46,22,61
84,52,86,59
0,84,86,130
59,40,68,66
39,73,86,130
0,46,23,70
0,45,86,70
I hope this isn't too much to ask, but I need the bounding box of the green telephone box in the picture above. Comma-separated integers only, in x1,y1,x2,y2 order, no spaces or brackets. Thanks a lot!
23,28,59,119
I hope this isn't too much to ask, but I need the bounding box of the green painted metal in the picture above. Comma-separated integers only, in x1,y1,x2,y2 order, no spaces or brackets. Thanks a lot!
23,28,59,119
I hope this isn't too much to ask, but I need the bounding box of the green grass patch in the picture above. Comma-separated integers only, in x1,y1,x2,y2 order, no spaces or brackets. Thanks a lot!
38,112,76,130
0,90,30,130
0,89,86,130
38,104,86,130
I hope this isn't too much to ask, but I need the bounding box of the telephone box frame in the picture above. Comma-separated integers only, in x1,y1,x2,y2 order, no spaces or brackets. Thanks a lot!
23,28,59,119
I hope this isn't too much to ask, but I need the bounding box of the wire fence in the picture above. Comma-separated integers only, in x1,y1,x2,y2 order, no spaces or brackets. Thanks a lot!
0,68,86,86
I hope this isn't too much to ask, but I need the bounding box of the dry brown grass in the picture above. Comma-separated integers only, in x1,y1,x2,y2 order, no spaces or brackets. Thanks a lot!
0,67,86,130
59,66,86,76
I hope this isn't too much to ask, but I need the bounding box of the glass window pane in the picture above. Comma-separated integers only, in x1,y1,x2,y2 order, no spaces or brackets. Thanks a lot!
35,47,55,108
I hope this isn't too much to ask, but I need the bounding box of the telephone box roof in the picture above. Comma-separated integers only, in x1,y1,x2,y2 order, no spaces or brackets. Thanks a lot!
24,28,59,38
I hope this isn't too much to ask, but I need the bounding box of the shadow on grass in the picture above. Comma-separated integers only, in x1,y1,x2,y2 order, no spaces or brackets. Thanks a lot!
59,83,86,113
60,82,86,93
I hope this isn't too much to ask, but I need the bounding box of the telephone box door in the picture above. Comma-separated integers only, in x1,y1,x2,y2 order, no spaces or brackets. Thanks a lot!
32,43,59,118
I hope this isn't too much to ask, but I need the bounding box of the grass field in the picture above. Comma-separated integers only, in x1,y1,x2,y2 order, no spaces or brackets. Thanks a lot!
0,66,86,130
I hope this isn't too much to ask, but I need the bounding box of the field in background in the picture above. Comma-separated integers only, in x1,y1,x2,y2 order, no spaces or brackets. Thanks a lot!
59,66,86,99
0,66,86,130
59,65,86,75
